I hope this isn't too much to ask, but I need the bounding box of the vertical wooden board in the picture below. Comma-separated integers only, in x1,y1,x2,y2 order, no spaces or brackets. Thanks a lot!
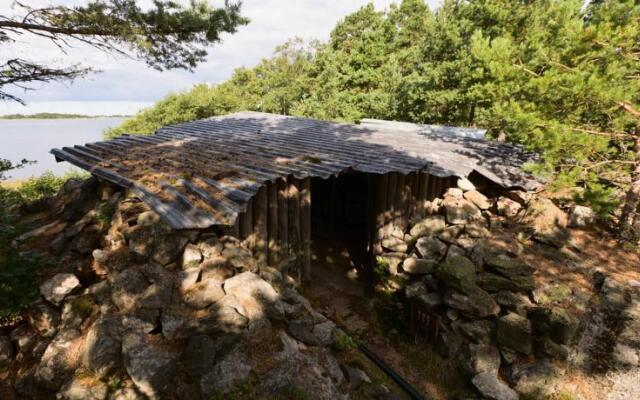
287,176,301,278
253,185,268,266
407,172,419,221
241,201,254,247
267,181,279,266
374,174,389,256
277,178,289,261
299,178,311,284
427,174,438,201
386,172,398,234
394,174,407,231
417,172,429,217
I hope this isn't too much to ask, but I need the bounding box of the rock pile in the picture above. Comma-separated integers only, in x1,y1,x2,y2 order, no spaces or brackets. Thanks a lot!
376,183,582,399
0,182,352,400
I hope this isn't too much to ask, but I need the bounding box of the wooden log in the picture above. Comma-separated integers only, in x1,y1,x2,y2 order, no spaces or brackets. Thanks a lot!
267,181,278,266
288,176,301,280
395,174,408,231
300,178,311,284
373,174,389,256
277,178,289,260
386,172,398,235
240,200,254,247
253,185,268,266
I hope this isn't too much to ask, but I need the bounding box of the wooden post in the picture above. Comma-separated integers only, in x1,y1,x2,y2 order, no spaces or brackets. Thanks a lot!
277,178,289,261
386,172,398,236
417,172,429,217
395,174,408,231
267,181,278,266
407,172,419,222
300,178,311,284
253,185,268,266
428,174,438,201
288,177,301,280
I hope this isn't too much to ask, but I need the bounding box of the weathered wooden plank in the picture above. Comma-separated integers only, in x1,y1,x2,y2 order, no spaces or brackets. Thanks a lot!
386,172,398,236
253,185,268,266
288,176,301,280
267,181,279,266
240,200,254,246
299,178,311,284
277,178,289,261
417,172,429,217
395,174,408,231
374,174,389,256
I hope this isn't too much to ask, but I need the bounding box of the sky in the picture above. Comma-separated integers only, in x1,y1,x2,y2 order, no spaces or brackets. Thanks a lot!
0,0,441,115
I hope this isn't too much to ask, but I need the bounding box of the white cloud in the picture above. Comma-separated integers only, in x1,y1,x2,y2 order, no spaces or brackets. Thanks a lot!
1,0,441,109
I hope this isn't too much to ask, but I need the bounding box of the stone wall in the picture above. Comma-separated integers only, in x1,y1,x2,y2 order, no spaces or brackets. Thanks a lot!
375,183,582,399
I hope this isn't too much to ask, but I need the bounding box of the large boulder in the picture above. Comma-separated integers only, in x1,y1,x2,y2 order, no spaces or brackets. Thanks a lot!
183,278,225,309
109,268,149,311
200,347,251,397
477,272,535,292
497,313,532,355
40,273,81,306
181,243,202,270
381,236,408,253
122,332,177,400
82,315,122,377
472,372,519,400
409,215,446,238
183,335,218,378
568,205,596,228
435,255,476,292
519,198,568,247
224,272,284,321
461,344,501,376
35,329,82,390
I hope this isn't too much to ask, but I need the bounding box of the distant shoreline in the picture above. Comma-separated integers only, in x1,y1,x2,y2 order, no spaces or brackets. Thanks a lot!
0,113,131,120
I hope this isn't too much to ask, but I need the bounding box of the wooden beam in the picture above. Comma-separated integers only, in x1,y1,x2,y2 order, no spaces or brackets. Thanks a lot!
267,181,279,266
300,178,311,284
277,178,289,262
253,185,268,266
240,200,254,247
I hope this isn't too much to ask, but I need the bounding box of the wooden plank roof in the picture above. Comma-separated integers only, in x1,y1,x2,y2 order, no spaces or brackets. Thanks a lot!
51,111,540,229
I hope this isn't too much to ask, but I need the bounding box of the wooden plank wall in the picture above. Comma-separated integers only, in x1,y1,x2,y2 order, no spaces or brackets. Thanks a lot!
233,171,453,284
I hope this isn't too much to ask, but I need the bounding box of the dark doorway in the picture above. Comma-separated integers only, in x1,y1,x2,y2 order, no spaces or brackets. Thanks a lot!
310,172,371,291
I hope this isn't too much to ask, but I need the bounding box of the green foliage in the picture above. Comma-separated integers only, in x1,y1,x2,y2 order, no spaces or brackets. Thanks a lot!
108,0,640,215
333,330,359,352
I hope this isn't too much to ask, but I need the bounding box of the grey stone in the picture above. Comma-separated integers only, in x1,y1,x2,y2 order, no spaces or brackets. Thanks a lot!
71,225,102,254
464,190,491,210
416,292,442,310
35,329,81,390
224,272,284,321
378,252,405,275
183,278,225,309
40,273,81,306
160,309,187,340
312,320,337,346
10,324,37,353
184,335,217,377
492,291,531,315
446,308,459,321
139,263,173,309
406,281,428,299
200,347,251,397
26,300,60,338
511,360,561,399
50,233,67,255
466,223,491,238
409,215,446,238
82,315,122,377
446,187,464,198
528,306,578,345
484,253,534,278
472,372,518,400
455,319,495,344
152,234,189,266
443,196,483,225
477,272,535,292
402,257,437,274
344,365,372,390
288,319,324,346
497,313,532,355
201,257,235,281
198,236,223,259
221,246,257,271
415,237,448,261
192,294,248,334
177,269,200,293
57,377,108,400
122,332,176,400
462,344,501,376
457,178,476,192
438,225,464,243
435,255,477,292
181,243,202,269
446,244,467,260
109,268,149,311
601,278,629,310
382,236,408,253
444,287,500,318
568,205,596,228
496,197,521,218
0,336,14,367
613,343,639,367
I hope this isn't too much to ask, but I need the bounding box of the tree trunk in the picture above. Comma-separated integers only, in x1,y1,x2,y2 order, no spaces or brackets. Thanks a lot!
619,135,640,241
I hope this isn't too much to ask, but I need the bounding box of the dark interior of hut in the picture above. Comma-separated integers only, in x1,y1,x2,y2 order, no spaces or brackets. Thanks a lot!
309,173,372,296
